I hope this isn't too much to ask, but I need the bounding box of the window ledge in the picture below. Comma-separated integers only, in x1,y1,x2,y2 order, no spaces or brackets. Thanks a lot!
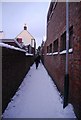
46,53,53,56
60,48,73,55
53,52,58,55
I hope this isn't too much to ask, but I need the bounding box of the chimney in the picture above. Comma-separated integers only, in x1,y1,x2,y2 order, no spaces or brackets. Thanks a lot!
24,24,27,30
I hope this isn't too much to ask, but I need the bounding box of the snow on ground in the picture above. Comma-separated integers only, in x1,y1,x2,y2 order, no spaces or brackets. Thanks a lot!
2,63,76,118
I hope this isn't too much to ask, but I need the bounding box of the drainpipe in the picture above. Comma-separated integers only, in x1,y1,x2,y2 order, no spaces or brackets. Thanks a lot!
63,0,69,108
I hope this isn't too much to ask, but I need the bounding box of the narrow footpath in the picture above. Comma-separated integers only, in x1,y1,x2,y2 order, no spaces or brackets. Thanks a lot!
3,63,76,118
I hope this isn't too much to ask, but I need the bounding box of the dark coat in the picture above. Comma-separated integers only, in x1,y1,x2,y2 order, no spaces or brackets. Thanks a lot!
35,55,40,63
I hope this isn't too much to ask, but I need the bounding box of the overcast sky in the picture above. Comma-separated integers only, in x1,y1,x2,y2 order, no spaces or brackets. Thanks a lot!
1,2,50,48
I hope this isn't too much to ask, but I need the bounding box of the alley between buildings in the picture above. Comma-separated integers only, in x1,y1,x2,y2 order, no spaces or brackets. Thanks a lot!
3,62,76,118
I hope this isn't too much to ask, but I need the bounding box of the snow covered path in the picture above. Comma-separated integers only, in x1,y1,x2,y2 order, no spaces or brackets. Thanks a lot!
3,63,76,118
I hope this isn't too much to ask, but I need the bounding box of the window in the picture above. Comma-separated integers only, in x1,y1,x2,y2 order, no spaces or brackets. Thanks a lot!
69,26,73,49
47,43,52,54
50,2,53,14
47,46,49,53
60,26,73,52
50,43,52,53
53,39,58,52
47,12,50,23
60,31,66,51
47,1,57,23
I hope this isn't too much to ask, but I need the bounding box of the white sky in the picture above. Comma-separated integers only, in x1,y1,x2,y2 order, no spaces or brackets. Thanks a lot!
0,3,2,30
1,2,50,48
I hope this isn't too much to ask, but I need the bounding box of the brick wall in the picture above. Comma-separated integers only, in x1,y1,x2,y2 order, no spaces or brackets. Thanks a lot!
43,2,81,119
2,47,34,113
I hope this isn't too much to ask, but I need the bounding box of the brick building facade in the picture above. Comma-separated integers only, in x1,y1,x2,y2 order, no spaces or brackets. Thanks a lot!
42,2,81,119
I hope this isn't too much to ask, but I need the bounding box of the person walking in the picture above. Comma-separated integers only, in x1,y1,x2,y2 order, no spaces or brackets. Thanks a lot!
34,55,40,69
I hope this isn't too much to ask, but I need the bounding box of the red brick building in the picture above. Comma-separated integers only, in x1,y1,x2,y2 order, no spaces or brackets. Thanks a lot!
42,2,81,119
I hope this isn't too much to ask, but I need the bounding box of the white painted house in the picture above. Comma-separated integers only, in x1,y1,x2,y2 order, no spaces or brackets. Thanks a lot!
15,24,35,48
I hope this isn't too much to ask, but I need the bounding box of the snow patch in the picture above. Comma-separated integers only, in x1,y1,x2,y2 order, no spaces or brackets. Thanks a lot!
60,48,73,55
0,43,26,52
25,53,33,56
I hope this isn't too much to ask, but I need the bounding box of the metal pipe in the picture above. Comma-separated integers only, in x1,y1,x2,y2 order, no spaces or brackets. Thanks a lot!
63,0,69,108
66,0,69,75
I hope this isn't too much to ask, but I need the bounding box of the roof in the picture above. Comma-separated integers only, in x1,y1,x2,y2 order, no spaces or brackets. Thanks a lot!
16,30,35,40
1,39,15,42
0,39,22,48
16,24,35,40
